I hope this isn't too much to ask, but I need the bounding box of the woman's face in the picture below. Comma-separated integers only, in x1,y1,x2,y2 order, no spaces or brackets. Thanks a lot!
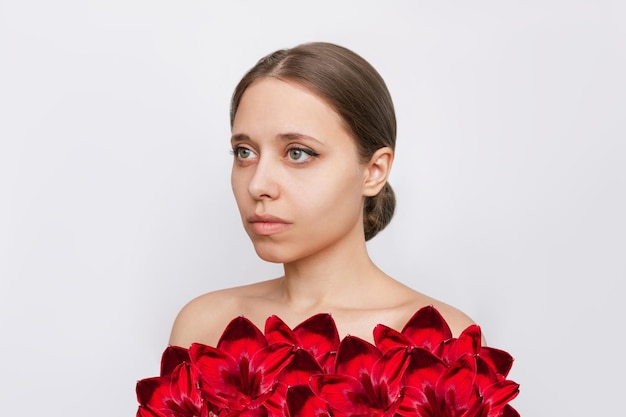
230,77,369,264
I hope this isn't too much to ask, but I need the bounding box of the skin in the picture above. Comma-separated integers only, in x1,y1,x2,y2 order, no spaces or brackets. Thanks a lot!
169,78,476,348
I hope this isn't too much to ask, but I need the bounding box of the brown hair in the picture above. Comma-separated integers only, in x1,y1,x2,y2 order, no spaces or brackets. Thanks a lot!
230,42,396,241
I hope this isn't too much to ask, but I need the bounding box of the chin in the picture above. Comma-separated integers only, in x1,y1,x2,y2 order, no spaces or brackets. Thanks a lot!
251,240,311,264
254,248,292,264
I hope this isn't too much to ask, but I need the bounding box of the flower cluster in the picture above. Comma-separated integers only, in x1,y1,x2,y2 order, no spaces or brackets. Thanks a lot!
136,306,519,417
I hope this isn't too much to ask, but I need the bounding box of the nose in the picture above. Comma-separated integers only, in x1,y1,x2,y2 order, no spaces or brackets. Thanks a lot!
248,156,280,200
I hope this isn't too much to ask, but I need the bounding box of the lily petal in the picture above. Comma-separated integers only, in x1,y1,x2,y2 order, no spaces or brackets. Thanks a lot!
334,336,381,379
249,343,297,393
371,347,412,402
439,325,482,365
373,324,412,353
264,316,298,346
160,345,191,377
310,374,370,415
402,348,447,393
189,343,242,409
136,362,204,417
292,313,340,359
264,314,339,373
217,317,267,365
435,354,480,412
481,379,520,416
277,348,323,387
501,404,521,417
286,385,332,417
480,346,515,377
401,306,452,353
255,348,318,417
136,405,162,417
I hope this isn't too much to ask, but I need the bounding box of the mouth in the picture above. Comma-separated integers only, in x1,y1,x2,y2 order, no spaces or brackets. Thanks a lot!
247,214,292,236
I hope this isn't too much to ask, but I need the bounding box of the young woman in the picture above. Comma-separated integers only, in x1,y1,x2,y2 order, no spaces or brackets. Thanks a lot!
168,42,477,349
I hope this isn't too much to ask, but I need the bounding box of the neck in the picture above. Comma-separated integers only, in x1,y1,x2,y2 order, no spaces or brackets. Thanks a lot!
279,234,386,312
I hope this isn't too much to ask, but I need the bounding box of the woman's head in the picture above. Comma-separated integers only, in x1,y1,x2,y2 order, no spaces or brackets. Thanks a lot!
231,42,396,241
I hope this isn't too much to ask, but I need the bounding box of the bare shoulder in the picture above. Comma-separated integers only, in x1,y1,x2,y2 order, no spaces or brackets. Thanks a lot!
425,298,477,337
396,286,477,338
168,279,279,348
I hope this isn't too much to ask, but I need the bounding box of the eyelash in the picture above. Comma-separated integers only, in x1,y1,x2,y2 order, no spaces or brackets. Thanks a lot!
230,146,255,160
287,146,320,161
230,146,320,163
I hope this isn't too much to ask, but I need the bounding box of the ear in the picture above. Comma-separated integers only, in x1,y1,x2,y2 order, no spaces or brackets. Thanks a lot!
362,147,394,197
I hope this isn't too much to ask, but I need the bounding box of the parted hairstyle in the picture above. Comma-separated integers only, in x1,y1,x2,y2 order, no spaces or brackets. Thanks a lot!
230,42,396,241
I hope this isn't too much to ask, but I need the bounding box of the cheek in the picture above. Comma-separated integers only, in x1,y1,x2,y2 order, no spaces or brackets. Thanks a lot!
231,169,250,206
300,169,364,212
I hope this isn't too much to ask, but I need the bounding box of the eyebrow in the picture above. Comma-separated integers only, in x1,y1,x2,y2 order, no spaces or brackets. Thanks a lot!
231,133,250,143
231,132,325,145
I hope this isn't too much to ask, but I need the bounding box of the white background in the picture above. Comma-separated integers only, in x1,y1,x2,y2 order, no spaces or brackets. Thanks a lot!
1,1,624,416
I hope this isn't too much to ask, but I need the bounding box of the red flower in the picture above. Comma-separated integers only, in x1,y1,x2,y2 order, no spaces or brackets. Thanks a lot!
438,326,514,378
375,306,453,355
136,307,520,417
189,316,296,417
264,314,338,416
286,384,332,417
136,357,207,417
375,307,514,378
265,313,340,373
160,346,193,376
265,348,326,416
309,336,412,417
402,353,519,417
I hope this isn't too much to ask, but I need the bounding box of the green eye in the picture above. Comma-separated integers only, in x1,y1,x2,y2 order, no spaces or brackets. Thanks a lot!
234,147,255,159
288,149,305,160
287,147,318,162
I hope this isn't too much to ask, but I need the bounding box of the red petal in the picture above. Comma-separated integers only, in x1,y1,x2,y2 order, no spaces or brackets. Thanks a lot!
335,336,381,379
481,379,520,414
217,317,268,364
292,313,340,359
373,324,412,353
459,325,482,352
136,405,162,417
371,348,412,403
264,315,298,345
136,363,204,417
161,346,191,376
401,306,452,352
309,374,370,415
234,408,269,417
265,314,339,374
249,343,296,393
286,385,332,417
473,355,500,391
402,348,447,393
277,348,323,386
317,351,337,374
169,362,203,412
189,343,242,408
441,325,482,365
261,383,288,417
501,404,521,417
480,346,515,377
435,354,479,411
136,376,167,408
400,386,433,416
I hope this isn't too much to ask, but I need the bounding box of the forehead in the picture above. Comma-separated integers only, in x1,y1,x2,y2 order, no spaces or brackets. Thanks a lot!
232,78,350,141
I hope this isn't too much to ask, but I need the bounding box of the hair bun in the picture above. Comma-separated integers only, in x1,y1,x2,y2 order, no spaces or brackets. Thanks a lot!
363,182,395,241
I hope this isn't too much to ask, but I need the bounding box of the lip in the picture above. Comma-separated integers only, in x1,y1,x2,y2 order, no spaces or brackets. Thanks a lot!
247,214,292,235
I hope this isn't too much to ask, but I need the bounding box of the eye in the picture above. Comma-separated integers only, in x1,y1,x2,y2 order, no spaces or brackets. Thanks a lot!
232,146,257,160
286,147,319,163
